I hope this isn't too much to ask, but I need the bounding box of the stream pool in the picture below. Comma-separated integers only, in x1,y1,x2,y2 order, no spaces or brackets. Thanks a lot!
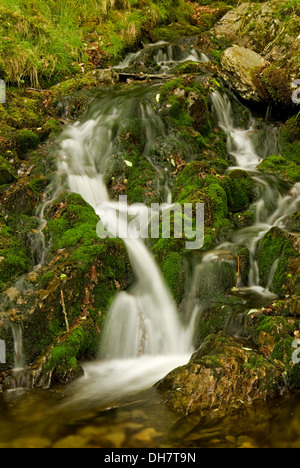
0,384,300,448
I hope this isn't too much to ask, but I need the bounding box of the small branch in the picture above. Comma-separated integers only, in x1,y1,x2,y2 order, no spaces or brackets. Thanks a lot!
235,254,241,289
60,290,70,333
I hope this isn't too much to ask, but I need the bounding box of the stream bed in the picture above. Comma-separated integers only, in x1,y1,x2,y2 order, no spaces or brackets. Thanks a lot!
0,37,299,448
1,385,300,448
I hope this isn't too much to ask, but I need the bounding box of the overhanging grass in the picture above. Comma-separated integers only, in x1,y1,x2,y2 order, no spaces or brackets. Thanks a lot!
0,0,195,87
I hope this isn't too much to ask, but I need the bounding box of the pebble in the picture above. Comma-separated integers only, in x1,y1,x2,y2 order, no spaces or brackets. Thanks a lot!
52,434,90,448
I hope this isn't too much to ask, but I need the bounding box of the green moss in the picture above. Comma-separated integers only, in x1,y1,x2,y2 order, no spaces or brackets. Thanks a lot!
220,169,255,213
15,129,40,154
0,221,30,290
161,251,185,304
118,118,145,152
262,66,295,107
259,155,300,183
257,227,297,294
278,115,300,165
0,155,16,185
126,157,159,205
40,271,55,289
50,73,100,104
44,319,98,380
45,193,100,252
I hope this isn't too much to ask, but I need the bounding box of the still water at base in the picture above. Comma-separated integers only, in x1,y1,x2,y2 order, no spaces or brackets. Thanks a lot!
0,383,300,448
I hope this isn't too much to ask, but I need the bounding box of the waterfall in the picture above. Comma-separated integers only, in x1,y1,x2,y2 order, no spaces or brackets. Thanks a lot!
211,90,300,294
11,323,24,370
211,91,261,170
115,40,209,73
59,85,196,405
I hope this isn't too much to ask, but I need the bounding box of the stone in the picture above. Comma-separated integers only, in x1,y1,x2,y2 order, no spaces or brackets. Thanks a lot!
212,0,300,106
220,47,269,102
156,332,286,416
93,69,119,85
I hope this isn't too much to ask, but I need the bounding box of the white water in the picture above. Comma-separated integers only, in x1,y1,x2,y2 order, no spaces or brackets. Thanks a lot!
211,91,261,170
115,40,209,73
59,87,196,404
211,90,300,295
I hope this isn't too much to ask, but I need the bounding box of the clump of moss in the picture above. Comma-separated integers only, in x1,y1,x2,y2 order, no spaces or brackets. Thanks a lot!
40,271,55,289
118,118,145,152
278,115,300,165
43,319,99,383
0,220,30,290
15,129,40,154
259,155,300,183
220,169,255,213
262,66,293,107
257,227,297,295
0,155,17,185
161,251,185,304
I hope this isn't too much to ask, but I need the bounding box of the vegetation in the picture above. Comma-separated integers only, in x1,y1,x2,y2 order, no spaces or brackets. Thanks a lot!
0,0,198,87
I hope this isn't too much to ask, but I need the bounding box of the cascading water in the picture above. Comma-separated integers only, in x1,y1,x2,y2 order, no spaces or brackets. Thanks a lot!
210,90,300,298
59,85,196,405
115,40,209,73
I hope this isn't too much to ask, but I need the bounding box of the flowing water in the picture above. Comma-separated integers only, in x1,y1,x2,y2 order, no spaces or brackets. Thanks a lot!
57,83,197,408
115,40,209,73
0,41,300,448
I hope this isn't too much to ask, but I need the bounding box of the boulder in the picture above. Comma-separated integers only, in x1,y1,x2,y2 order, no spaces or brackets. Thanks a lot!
93,69,119,85
220,46,269,102
156,332,286,416
212,0,300,106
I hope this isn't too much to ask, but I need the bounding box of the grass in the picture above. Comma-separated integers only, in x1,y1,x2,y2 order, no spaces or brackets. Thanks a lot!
0,0,195,88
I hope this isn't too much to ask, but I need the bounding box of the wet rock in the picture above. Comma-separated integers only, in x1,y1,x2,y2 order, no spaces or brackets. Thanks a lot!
212,0,300,106
0,157,16,186
93,69,119,85
256,227,298,295
220,47,269,103
156,332,286,416
53,434,90,449
131,427,161,446
3,437,52,449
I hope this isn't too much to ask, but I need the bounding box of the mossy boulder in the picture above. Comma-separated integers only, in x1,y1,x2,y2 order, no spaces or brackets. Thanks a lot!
246,309,300,389
278,115,300,166
0,156,16,186
220,169,255,213
156,331,286,416
259,155,300,183
193,261,236,302
15,130,40,155
220,46,269,103
0,220,30,291
0,191,131,384
161,252,185,305
257,227,298,295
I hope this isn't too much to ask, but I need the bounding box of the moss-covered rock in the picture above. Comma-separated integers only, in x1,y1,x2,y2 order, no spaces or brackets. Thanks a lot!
0,156,16,186
257,227,298,295
0,220,30,291
278,115,300,165
15,130,40,155
220,46,269,103
212,0,300,108
259,155,300,183
220,169,255,213
156,331,286,416
246,308,300,389
0,191,132,384
161,251,185,305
